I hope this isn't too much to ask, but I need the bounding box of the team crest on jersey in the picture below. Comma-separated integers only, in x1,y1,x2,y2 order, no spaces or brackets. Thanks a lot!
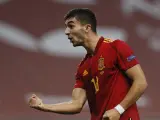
98,56,105,71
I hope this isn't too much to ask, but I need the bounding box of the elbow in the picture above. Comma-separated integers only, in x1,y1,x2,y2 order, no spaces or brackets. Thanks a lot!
71,104,83,114
69,99,85,114
133,78,148,92
139,79,148,92
72,108,81,114
75,104,83,113
74,109,81,114
143,81,148,91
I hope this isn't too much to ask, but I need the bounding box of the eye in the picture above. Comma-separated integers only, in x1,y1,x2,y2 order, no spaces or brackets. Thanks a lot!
68,24,74,29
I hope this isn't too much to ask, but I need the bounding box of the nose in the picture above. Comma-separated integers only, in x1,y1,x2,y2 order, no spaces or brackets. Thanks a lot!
65,27,70,35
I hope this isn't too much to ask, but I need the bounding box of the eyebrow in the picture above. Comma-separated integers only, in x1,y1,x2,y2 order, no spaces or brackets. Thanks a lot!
66,21,74,26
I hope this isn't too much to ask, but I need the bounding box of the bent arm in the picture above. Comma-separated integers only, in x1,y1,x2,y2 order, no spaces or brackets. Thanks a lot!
40,88,87,114
120,64,148,110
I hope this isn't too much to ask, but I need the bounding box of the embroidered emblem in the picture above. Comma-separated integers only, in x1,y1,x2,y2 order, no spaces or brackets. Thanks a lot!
83,70,88,76
127,55,136,62
98,56,105,71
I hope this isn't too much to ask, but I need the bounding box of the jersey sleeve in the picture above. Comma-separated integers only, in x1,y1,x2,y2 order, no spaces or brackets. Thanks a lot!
74,71,84,88
113,40,139,71
74,56,87,89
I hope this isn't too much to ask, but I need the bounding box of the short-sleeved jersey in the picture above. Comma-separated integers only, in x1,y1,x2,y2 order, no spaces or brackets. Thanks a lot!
74,37,140,120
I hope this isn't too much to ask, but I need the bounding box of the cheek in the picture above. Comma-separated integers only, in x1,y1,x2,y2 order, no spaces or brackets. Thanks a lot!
78,32,85,40
74,30,85,39
72,31,80,39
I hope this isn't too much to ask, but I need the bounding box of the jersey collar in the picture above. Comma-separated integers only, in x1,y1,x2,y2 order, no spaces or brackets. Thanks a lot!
86,36,104,57
94,36,104,54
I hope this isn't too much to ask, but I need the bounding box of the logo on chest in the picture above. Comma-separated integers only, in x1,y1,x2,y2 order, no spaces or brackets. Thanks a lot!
98,56,105,72
83,70,88,76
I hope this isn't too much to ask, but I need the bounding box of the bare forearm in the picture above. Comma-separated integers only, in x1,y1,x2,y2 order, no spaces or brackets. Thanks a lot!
120,80,148,110
40,101,82,114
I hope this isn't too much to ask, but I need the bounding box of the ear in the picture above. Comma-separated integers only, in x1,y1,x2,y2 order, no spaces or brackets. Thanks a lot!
84,24,91,32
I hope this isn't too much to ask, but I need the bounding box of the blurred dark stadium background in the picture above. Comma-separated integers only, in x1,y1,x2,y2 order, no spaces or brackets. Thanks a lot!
0,0,159,119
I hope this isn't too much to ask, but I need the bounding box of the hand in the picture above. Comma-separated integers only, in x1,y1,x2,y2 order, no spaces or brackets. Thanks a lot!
102,109,120,120
29,94,43,110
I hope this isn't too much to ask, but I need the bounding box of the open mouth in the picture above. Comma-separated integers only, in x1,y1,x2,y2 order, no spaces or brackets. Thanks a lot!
68,37,72,40
70,40,73,43
68,36,74,43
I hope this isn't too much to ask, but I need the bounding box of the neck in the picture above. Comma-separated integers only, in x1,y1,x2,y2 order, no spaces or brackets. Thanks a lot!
83,33,101,55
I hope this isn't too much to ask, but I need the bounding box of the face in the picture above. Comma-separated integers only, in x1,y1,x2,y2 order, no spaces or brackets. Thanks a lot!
65,17,87,47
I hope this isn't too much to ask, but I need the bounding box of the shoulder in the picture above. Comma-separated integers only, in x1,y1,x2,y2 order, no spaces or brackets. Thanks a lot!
111,39,126,45
102,38,124,45
110,39,130,50
101,38,132,54
102,38,126,48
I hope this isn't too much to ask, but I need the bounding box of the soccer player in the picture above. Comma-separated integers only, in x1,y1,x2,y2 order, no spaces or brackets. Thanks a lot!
29,8,148,120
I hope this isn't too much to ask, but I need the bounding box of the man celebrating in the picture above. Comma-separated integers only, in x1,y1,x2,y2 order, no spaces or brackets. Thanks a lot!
29,8,148,120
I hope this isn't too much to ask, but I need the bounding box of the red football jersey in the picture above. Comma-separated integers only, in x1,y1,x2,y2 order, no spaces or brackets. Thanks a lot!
74,37,140,120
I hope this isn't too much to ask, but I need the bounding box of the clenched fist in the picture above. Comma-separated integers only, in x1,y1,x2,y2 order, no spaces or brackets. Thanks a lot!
29,94,43,109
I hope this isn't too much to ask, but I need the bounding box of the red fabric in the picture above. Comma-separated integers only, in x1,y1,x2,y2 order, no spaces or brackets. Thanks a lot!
74,37,140,120
112,40,139,71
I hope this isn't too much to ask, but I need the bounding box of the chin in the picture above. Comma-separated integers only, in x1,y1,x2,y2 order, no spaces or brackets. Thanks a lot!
73,43,82,47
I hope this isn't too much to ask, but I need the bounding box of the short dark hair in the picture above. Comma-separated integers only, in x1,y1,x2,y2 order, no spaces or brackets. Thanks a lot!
64,8,97,33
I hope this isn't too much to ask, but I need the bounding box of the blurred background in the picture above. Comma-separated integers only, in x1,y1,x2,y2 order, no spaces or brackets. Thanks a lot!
0,0,159,120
